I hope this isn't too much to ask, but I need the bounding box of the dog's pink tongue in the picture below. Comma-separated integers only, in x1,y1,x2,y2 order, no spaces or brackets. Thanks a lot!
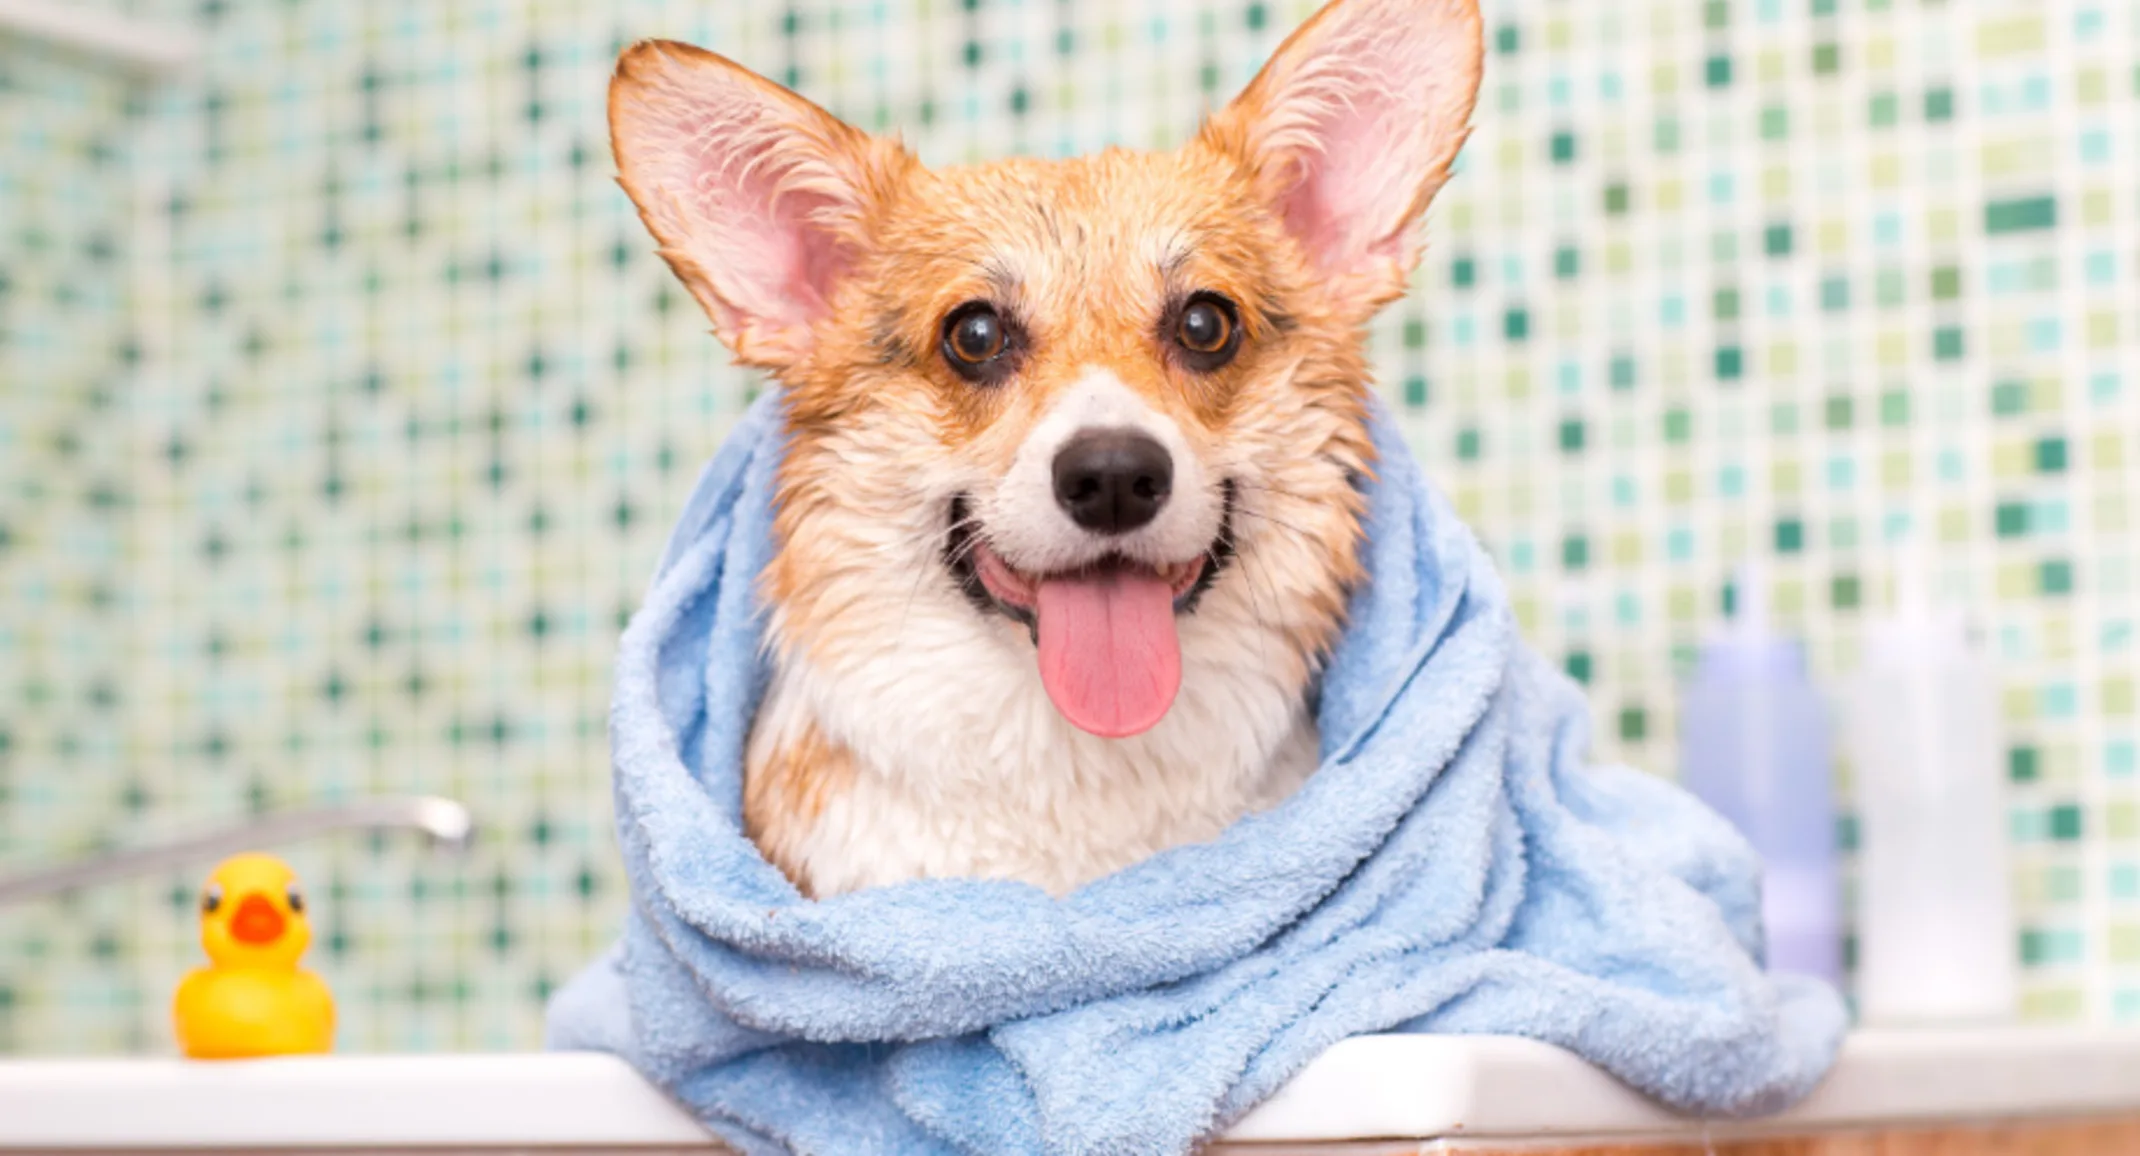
1035,568,1181,738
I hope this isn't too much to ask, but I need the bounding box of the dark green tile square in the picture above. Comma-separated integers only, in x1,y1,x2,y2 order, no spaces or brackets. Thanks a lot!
1554,245,1580,279
1996,502,2030,537
2009,746,2039,783
1933,326,1964,361
1610,354,1636,389
1403,375,1428,408
1404,317,1427,347
1565,650,1593,684
2035,437,2067,473
1714,287,1740,320
1617,706,1647,743
2040,559,2074,595
1704,0,1730,28
1451,256,1475,288
1824,394,1853,430
1504,308,1530,342
1830,574,1860,610
1604,182,1630,215
1706,55,1733,88
2021,928,2048,964
1930,265,1962,300
1924,86,1954,121
1550,130,1576,164
1774,518,1805,553
1558,418,1585,453
1764,223,1793,256
2049,804,2083,840
1496,25,1520,53
1562,535,1589,571
1455,427,1482,460
1714,345,1743,381
1986,196,2056,235
1812,42,1840,74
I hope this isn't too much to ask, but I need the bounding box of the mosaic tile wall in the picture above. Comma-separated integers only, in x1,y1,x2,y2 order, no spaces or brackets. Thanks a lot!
1,0,2135,1053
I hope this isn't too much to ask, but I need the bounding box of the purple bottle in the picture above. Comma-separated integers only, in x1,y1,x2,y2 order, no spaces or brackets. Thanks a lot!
1679,565,1843,985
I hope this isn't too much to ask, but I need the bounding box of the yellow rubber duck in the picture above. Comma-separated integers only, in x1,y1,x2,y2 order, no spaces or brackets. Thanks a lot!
173,853,335,1059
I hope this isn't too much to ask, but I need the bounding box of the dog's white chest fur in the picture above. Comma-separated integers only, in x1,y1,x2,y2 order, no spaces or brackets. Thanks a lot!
747,595,1322,897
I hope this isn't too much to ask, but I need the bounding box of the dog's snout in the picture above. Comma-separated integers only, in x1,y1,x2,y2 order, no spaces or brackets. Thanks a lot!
1052,430,1173,535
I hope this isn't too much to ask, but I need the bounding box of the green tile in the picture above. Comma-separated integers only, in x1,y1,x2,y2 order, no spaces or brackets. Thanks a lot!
1559,418,1586,453
1775,519,1805,553
1986,196,2058,235
2010,746,2040,783
1997,502,2031,538
1664,407,1692,442
1715,345,1744,380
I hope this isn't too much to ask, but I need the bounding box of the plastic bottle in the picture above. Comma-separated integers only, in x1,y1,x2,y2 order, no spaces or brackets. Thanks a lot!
1841,554,2017,1023
1679,564,1843,985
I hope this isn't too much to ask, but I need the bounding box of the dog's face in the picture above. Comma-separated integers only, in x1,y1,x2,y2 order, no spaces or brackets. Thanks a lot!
611,0,1480,741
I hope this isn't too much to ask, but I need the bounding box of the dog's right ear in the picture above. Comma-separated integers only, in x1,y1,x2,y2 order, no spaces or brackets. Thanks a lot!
609,42,909,368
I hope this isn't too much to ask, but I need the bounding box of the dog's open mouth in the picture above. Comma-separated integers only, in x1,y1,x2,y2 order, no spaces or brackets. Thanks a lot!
945,491,1233,739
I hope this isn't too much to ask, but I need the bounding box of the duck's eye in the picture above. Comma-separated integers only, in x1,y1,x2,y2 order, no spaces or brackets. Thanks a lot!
285,885,305,914
201,884,223,914
1173,294,1241,369
941,303,1010,380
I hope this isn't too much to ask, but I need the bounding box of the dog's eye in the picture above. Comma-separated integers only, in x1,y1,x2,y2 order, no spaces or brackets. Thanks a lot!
1173,294,1241,369
942,303,1008,376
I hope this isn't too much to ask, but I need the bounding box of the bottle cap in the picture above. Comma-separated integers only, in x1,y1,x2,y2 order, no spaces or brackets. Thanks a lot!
1863,542,1972,670
1699,560,1805,678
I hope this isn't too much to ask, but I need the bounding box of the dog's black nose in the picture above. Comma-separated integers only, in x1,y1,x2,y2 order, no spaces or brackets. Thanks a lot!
1052,430,1173,535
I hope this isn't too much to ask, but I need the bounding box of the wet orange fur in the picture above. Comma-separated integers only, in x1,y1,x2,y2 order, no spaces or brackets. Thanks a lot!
741,721,853,898
610,0,1483,896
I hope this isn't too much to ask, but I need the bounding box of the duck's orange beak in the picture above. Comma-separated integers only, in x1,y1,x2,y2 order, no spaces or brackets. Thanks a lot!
229,894,286,945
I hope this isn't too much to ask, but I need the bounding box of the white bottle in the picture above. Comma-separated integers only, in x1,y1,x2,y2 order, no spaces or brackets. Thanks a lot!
1842,557,2018,1024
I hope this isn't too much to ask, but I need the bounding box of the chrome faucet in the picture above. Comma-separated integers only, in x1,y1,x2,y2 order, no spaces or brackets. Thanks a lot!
0,795,474,908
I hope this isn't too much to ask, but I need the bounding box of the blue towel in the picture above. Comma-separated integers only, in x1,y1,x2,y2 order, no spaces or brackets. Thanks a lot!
547,389,1847,1156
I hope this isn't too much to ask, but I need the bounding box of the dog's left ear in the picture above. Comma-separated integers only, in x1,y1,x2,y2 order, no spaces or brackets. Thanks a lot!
1203,0,1483,317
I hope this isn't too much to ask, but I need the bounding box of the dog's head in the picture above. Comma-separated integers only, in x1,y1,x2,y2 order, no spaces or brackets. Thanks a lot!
611,0,1481,741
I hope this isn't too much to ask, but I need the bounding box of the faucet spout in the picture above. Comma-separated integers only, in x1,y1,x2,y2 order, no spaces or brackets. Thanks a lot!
0,795,475,908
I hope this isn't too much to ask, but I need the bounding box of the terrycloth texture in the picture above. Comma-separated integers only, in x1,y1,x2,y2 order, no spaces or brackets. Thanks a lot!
547,390,1848,1156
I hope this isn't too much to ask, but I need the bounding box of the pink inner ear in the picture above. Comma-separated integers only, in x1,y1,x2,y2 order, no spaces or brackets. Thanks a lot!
1275,82,1430,275
669,105,857,336
1250,0,1479,284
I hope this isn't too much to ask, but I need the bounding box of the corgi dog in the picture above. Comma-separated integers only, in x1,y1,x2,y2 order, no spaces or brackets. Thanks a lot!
608,0,1482,897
